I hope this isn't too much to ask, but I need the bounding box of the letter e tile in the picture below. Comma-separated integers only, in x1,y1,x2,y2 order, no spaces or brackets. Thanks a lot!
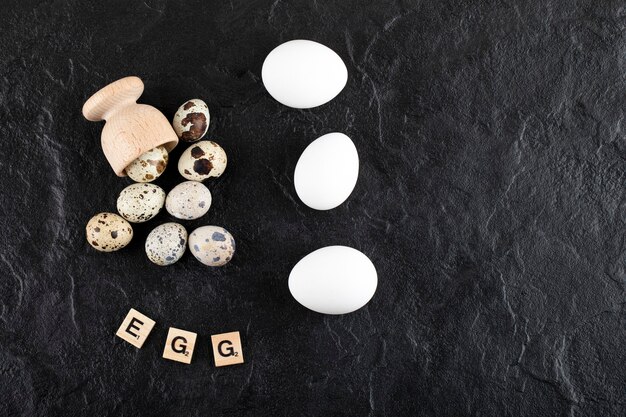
115,308,156,348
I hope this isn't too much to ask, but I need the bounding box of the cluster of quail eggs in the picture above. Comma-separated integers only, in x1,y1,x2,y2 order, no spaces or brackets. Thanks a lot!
85,99,236,267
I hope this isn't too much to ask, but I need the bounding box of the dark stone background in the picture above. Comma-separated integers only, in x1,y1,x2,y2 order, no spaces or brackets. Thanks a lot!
0,0,624,415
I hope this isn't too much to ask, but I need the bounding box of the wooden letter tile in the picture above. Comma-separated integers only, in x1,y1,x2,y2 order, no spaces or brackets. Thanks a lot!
211,331,244,367
162,327,197,364
115,308,156,348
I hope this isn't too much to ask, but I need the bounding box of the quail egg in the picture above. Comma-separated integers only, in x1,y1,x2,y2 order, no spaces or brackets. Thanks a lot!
188,226,235,266
178,141,227,181
125,146,169,182
165,181,212,220
145,222,187,266
86,212,133,252
172,99,210,142
117,183,166,223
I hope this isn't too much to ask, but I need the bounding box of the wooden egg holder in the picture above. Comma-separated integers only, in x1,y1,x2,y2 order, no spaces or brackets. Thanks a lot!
116,308,244,367
82,76,178,176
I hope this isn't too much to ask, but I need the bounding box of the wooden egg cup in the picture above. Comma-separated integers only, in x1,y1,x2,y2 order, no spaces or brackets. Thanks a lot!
82,76,178,176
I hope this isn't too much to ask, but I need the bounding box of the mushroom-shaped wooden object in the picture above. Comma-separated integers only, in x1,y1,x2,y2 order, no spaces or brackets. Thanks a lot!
82,76,178,176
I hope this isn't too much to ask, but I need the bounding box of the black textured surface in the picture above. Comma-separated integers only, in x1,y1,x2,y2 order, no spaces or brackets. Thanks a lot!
1,1,625,416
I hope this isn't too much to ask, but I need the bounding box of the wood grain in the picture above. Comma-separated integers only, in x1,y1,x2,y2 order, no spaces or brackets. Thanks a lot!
82,76,178,176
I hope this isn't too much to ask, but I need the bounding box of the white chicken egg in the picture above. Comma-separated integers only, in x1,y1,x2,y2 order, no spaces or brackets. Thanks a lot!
288,246,377,315
294,132,359,210
262,39,348,109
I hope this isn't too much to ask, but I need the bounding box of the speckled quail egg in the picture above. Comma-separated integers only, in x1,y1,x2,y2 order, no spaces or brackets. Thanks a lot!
172,99,210,142
125,146,169,182
188,226,235,266
86,212,133,252
116,183,166,223
165,181,212,220
145,223,187,266
178,141,227,181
